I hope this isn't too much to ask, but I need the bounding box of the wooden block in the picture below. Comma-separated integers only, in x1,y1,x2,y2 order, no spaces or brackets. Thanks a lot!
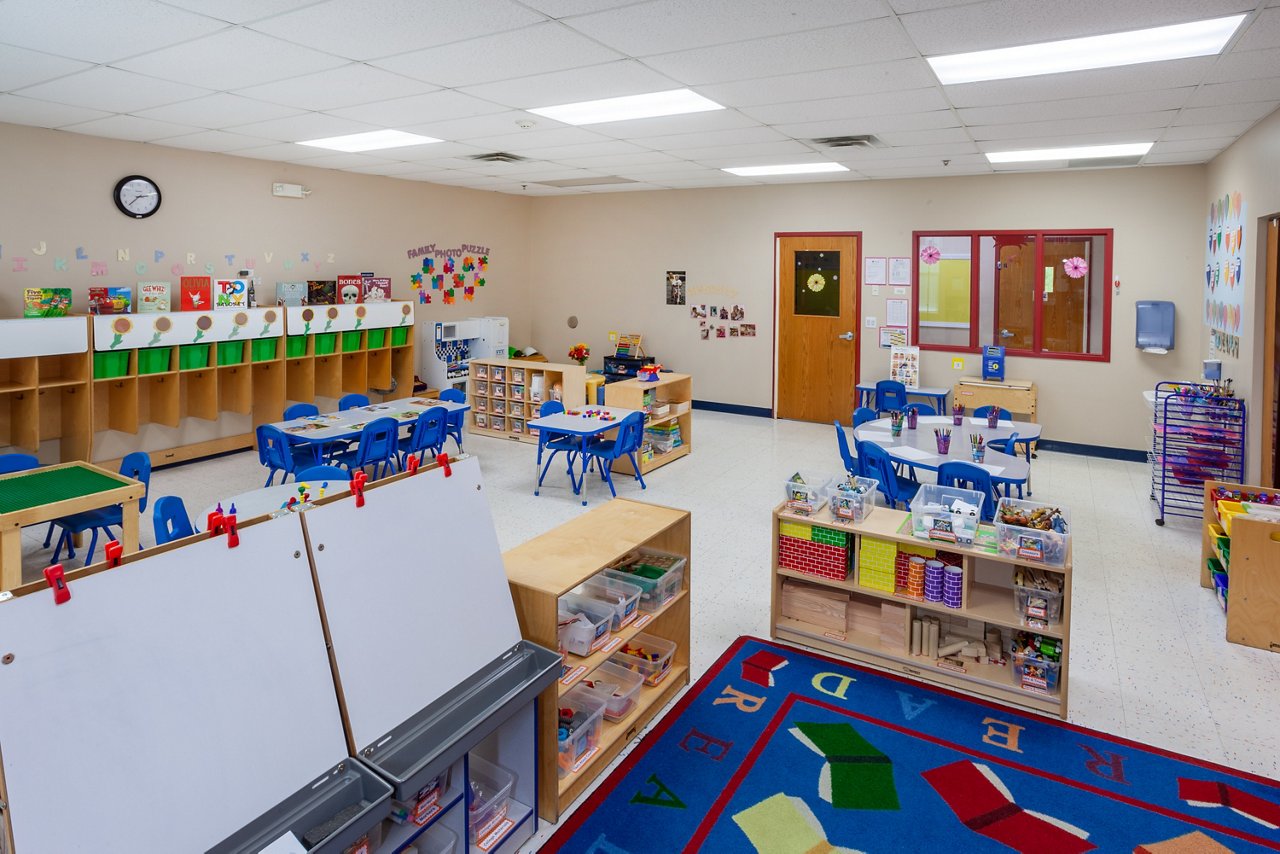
781,579,849,632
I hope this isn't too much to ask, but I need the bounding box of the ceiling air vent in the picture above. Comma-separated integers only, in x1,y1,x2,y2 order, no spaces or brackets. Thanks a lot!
809,134,886,150
1066,155,1144,168
469,152,528,163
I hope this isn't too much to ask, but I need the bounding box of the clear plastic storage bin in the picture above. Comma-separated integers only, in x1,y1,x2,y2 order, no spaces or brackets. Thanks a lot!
910,483,986,545
829,476,878,523
467,755,515,844
1011,652,1061,695
610,632,676,687
783,471,834,516
1013,584,1064,627
573,575,642,631
995,498,1071,566
417,824,457,854
606,549,686,613
557,596,613,657
558,685,608,778
577,660,644,722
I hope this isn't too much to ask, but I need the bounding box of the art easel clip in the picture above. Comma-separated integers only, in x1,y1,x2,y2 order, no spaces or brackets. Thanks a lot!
352,471,369,508
435,453,452,477
44,564,70,605
226,504,240,548
104,540,123,568
207,502,225,536
405,453,420,475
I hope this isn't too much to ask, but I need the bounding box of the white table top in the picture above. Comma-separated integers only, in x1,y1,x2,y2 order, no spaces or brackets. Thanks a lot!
202,479,351,522
852,417,1033,482
856,382,951,395
274,398,469,443
527,406,640,436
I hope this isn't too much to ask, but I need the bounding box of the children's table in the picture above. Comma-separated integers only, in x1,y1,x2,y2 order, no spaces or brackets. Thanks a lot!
528,405,641,506
270,397,470,463
0,461,146,590
852,416,1040,495
855,381,950,414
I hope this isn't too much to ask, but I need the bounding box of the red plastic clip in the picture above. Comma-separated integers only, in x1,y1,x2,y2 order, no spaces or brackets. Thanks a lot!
352,470,369,508
44,564,70,605
435,453,452,477
206,503,224,536
104,539,123,568
226,504,239,549
405,454,420,475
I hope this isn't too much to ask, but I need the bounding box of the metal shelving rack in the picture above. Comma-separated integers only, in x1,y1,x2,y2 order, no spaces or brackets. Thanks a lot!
1151,381,1246,525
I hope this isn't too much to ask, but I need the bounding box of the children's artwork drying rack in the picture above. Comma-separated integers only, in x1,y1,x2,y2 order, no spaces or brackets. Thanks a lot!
1150,381,1246,525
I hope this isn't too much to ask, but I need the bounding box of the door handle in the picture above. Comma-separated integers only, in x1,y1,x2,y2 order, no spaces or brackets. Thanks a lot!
999,329,1014,339
837,331,854,341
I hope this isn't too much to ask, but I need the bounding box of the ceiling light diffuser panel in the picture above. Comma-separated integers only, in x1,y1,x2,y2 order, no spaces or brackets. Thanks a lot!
985,142,1153,163
722,163,849,176
528,88,723,125
297,129,442,152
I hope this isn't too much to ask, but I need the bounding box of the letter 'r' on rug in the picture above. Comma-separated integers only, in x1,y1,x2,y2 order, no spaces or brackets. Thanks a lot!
544,637,1280,853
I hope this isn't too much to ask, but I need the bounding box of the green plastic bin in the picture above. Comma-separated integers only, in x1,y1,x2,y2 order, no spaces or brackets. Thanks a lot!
314,333,337,355
216,341,244,366
366,328,386,349
251,338,278,362
391,327,409,347
342,331,363,353
137,347,172,374
285,335,307,358
179,344,210,370
93,351,130,379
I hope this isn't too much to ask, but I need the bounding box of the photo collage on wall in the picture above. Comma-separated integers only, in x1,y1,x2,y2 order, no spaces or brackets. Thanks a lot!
688,302,754,340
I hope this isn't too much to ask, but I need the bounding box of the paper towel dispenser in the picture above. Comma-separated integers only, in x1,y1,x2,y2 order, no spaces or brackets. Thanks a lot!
1136,300,1175,352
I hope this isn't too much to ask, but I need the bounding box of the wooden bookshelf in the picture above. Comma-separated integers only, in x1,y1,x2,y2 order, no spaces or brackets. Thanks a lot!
503,498,691,820
604,372,692,475
0,317,92,463
1200,480,1280,653
468,358,587,443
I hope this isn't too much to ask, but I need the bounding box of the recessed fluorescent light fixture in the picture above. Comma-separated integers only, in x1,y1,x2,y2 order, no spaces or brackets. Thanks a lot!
928,14,1246,84
528,88,722,125
297,129,442,152
722,163,849,176
986,142,1153,163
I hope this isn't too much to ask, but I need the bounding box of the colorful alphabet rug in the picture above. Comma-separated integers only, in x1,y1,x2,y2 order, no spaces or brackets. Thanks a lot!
545,637,1280,853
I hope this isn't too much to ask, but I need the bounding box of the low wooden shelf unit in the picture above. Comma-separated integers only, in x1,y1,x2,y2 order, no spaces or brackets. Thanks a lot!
604,372,692,476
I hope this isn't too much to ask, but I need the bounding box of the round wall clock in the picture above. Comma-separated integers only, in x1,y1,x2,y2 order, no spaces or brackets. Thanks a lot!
113,175,161,219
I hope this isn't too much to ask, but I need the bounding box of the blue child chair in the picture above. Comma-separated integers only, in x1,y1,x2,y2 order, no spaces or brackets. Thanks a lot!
331,416,400,480
399,406,448,469
986,430,1030,497
52,451,151,565
152,495,195,546
257,424,313,487
439,388,466,452
973,405,1010,422
580,412,647,505
283,402,319,421
904,402,937,416
0,453,39,474
937,460,998,521
834,421,858,477
535,401,582,496
853,406,878,427
856,440,919,509
296,465,351,483
338,393,370,411
874,380,908,414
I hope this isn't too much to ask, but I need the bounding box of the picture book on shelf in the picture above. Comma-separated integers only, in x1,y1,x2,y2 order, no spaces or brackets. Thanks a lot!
88,286,132,314
337,275,363,304
276,281,307,306
362,277,392,302
307,280,336,304
180,276,212,311
214,278,249,310
137,281,170,313
23,287,72,318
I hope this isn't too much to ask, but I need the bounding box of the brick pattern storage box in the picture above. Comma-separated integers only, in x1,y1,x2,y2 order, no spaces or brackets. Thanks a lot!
778,519,852,581
780,579,850,632
858,537,896,592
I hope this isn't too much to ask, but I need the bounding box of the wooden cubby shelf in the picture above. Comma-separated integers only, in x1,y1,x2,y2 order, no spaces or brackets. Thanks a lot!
1200,480,1280,653
503,498,691,821
770,503,1072,719
604,372,692,476
468,358,587,443
0,317,93,462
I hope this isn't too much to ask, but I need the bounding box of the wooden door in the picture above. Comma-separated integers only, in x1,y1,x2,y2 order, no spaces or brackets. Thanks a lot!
777,234,859,423
994,235,1036,350
1041,237,1088,353
1264,216,1279,487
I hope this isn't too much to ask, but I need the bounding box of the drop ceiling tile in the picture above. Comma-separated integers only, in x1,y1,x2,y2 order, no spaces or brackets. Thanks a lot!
115,28,349,90
581,182,665,193
0,46,91,92
833,152,989,169
587,108,762,139
899,0,1257,55
1186,77,1280,107
395,167,464,181
506,140,649,159
968,110,1178,140
327,90,509,128
0,94,109,128
695,59,938,108
520,0,650,15
958,89,1195,125
944,58,1216,108
0,0,227,64
345,161,442,176
458,126,617,152
886,0,985,11
1161,120,1256,139
977,128,1171,150
284,152,399,169
156,0,330,24
611,161,710,176
823,140,980,161
568,151,688,168
740,88,951,125
1233,7,1280,51
1177,101,1279,124
772,110,961,140
61,114,203,142
566,0,890,56
231,142,332,161
1205,47,1280,82
874,127,973,145
235,64,439,111
384,141,494,161
157,130,281,152
642,17,916,84
248,0,546,61
658,174,765,187
859,164,993,177
400,111,553,141
1150,136,1237,153
629,125,788,151
691,150,833,168
224,112,380,142
370,21,623,88
16,67,212,113
1142,149,1223,163
458,60,681,110
133,93,306,128
670,139,815,162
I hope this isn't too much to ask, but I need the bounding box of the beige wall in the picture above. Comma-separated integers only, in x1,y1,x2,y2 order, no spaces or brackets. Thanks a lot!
0,122,531,457
1203,107,1280,483
526,166,1207,450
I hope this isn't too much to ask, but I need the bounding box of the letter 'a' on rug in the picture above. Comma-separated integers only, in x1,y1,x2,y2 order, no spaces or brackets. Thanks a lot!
544,636,1280,853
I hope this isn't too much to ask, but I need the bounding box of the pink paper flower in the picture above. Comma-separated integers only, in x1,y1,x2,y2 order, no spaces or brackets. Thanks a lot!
919,246,941,265
1063,256,1088,278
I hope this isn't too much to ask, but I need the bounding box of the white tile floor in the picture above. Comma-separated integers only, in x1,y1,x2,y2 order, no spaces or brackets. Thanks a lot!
18,410,1279,847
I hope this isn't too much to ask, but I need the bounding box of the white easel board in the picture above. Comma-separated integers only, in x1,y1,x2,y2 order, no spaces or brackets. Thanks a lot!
303,457,522,750
0,515,347,854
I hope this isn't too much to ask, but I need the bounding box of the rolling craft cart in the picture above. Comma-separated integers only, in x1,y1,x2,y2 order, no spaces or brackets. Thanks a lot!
1150,381,1246,525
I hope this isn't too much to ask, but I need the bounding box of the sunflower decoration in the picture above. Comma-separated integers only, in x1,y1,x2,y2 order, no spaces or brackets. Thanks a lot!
110,316,134,349
229,311,249,338
354,304,367,329
806,272,826,293
193,314,213,343
324,306,339,332
399,303,412,325
260,309,278,336
301,307,315,335
145,315,171,346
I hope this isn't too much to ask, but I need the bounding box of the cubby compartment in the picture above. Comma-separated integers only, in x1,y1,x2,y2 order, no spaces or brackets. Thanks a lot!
137,346,174,375
216,340,245,366
0,357,38,391
37,353,86,386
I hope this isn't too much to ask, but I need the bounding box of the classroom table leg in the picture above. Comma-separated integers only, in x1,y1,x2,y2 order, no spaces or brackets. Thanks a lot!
120,499,141,553
1,525,23,591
